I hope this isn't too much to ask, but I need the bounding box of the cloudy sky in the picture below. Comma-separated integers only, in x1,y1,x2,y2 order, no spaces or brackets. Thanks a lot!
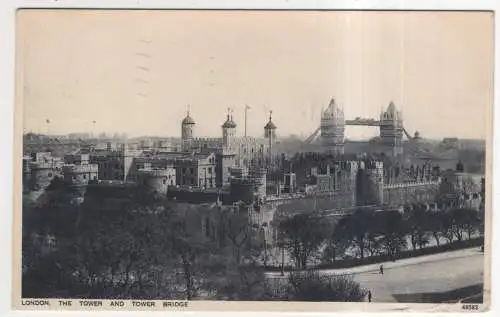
18,10,493,140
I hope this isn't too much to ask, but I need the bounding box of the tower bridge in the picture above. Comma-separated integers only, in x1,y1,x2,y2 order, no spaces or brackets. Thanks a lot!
303,98,416,157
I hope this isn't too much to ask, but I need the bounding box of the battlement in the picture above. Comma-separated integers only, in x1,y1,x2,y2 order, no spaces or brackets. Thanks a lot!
383,179,440,189
230,177,255,186
29,161,59,170
191,137,223,143
63,163,99,174
137,168,172,178
89,180,136,188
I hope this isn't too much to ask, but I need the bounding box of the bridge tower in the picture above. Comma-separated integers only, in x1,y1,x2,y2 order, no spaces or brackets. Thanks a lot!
320,98,345,155
379,101,404,157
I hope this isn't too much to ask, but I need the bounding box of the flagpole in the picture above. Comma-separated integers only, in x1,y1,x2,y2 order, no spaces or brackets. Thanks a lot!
244,104,250,138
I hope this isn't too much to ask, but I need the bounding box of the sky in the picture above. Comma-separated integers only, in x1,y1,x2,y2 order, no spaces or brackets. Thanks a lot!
17,10,493,140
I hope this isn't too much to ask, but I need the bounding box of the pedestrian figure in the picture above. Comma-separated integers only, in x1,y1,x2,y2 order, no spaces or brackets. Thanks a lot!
368,290,372,303
379,264,384,275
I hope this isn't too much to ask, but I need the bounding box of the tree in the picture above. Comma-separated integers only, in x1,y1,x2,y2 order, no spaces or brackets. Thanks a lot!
373,210,407,260
427,211,445,247
439,211,456,244
166,209,216,300
462,209,480,240
219,210,252,265
280,214,329,269
343,208,376,260
449,208,480,241
404,206,430,250
322,218,350,264
285,270,367,302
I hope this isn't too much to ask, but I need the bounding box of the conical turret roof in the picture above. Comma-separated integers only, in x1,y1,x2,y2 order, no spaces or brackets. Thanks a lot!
386,101,397,114
323,98,344,117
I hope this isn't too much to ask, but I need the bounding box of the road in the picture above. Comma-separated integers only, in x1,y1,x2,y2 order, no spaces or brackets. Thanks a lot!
266,248,485,303
354,249,485,302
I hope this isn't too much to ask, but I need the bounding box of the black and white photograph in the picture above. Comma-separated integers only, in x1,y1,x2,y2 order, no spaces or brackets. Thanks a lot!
14,9,493,312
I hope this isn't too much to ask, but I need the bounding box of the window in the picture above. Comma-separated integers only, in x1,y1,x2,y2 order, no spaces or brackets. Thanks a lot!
163,179,167,184
83,175,87,180
48,173,53,177
208,167,212,174
190,168,194,174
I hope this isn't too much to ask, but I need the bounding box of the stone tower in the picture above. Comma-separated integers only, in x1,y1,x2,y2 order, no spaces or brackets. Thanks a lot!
379,101,404,157
264,111,277,168
222,109,237,153
217,110,238,188
181,109,195,152
320,98,345,155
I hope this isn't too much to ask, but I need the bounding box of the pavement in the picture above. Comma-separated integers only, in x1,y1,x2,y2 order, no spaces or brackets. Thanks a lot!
266,247,485,303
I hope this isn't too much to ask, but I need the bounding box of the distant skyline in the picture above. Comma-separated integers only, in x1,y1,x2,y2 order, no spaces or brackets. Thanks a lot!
18,10,493,140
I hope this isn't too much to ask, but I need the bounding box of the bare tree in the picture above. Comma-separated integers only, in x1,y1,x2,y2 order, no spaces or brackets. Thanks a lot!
280,214,329,269
285,270,367,302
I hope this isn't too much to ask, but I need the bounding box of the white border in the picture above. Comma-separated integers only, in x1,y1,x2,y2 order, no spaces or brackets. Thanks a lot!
1,1,498,317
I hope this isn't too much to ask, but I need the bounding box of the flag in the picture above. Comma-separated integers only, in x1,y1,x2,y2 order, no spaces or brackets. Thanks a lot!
92,121,96,124
245,104,251,110
46,119,50,124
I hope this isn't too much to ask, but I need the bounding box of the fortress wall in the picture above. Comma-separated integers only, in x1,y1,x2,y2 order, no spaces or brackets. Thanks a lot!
270,191,356,216
383,182,439,207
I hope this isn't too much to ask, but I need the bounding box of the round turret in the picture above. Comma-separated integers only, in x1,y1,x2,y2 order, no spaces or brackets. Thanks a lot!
182,113,195,125
222,110,237,151
264,111,277,137
137,168,175,196
181,110,195,151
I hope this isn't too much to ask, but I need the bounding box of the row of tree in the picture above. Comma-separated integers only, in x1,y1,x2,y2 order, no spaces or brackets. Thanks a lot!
24,182,370,301
278,205,482,269
22,183,267,300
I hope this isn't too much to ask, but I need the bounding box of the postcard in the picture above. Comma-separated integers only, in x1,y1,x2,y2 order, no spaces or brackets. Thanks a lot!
13,9,493,313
